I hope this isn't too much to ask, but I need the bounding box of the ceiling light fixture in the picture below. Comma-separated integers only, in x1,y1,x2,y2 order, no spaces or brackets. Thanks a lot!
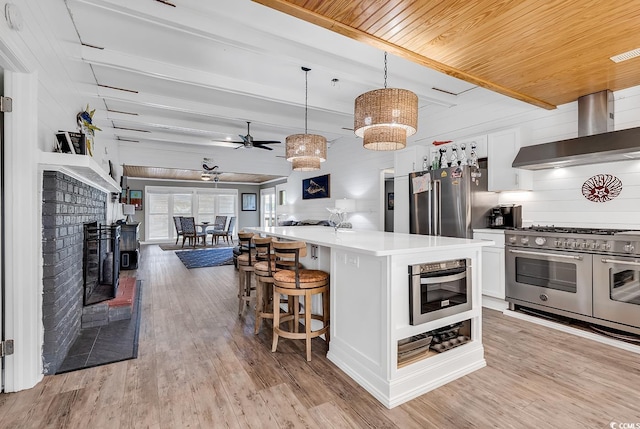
285,66,327,171
201,172,211,181
354,52,418,151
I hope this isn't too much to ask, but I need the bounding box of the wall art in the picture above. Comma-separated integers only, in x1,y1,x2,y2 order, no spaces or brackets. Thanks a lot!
581,174,622,203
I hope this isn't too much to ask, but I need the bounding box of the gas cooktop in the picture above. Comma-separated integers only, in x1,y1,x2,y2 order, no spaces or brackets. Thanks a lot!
506,226,640,255
519,226,635,235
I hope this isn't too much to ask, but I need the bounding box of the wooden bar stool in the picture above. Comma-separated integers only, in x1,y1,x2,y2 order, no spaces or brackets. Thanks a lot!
271,240,330,361
237,231,256,316
253,238,302,334
253,236,276,333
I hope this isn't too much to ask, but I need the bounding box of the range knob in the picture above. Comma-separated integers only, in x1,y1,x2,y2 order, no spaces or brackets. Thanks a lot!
535,237,546,246
624,243,635,253
580,241,588,249
571,241,579,248
591,242,600,250
604,242,612,251
520,237,529,245
508,236,517,244
554,239,562,247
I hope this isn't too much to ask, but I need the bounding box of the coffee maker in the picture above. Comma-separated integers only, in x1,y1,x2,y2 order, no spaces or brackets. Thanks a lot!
488,204,522,228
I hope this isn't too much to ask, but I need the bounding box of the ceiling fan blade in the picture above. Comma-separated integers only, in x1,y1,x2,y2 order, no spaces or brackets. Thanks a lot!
257,145,273,151
239,134,250,143
253,141,281,145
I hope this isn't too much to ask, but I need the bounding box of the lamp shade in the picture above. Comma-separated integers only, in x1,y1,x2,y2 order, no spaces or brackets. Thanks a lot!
335,198,356,212
354,88,418,151
292,156,321,171
123,204,136,215
363,126,407,151
285,133,327,162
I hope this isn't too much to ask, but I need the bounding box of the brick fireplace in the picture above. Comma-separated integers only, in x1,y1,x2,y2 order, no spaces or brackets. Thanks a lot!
41,171,108,374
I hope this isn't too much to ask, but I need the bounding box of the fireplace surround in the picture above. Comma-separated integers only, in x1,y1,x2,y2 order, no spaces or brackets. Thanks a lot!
41,171,109,374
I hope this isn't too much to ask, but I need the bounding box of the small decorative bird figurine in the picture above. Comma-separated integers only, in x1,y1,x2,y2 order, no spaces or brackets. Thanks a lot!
77,104,102,136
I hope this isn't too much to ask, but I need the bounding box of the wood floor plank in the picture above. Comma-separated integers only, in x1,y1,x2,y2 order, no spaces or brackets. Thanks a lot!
2,244,639,428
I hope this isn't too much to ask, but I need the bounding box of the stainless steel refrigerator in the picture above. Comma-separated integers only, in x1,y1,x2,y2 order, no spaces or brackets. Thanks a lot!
409,166,498,238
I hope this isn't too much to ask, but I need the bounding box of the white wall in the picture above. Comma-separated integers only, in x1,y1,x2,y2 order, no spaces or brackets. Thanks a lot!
276,135,394,230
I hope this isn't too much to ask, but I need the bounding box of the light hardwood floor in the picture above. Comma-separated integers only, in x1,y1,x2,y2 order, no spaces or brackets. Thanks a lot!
1,244,639,428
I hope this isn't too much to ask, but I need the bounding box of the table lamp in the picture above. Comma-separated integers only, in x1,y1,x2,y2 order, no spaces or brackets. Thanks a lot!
123,204,136,224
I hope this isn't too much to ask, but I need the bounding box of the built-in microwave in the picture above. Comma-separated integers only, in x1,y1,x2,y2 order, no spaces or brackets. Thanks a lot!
409,259,472,325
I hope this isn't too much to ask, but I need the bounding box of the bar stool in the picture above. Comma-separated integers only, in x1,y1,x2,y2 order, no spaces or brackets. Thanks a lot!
271,240,330,361
237,231,256,316
253,236,276,333
253,238,302,334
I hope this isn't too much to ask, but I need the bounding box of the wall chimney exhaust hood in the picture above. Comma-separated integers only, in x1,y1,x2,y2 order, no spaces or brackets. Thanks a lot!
512,90,640,170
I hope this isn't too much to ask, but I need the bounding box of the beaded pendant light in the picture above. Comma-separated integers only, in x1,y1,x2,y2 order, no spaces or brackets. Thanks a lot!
286,67,327,171
354,52,418,151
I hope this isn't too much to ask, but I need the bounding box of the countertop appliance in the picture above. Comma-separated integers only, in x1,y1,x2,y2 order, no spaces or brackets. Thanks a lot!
409,166,498,238
488,204,522,229
505,226,640,336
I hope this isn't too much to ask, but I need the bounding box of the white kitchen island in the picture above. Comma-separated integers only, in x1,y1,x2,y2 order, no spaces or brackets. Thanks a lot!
246,226,493,408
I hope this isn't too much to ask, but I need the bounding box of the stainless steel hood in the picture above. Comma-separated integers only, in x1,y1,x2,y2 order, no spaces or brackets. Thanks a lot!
512,90,640,170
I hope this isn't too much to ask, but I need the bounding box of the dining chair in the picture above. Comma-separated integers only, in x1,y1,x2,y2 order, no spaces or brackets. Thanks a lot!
180,216,206,248
211,216,236,245
173,216,183,245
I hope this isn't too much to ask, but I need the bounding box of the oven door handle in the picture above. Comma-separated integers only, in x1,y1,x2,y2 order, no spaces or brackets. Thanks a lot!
508,249,583,260
420,271,467,284
601,258,640,267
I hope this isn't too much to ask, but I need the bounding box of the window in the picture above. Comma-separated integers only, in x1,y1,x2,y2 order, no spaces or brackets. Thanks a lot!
260,188,276,227
145,187,238,241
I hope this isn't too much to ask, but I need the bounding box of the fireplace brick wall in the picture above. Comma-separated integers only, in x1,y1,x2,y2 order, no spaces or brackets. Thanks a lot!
41,171,106,374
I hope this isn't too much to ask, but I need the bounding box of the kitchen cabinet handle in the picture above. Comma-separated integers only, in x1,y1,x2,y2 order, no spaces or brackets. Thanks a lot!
601,258,640,267
508,249,583,260
419,271,467,285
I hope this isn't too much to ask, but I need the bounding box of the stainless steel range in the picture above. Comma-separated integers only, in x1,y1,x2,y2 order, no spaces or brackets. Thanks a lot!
505,226,640,335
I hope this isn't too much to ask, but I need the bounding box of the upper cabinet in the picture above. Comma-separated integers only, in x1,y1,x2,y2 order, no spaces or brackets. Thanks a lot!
487,128,533,192
394,145,429,178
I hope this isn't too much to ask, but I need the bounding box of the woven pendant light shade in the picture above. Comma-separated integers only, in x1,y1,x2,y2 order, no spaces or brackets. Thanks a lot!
292,157,321,171
285,133,327,162
362,126,407,151
354,88,418,151
285,66,327,171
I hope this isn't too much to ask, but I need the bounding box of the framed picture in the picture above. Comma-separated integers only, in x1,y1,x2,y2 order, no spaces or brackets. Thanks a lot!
56,131,86,155
302,174,330,200
387,192,394,210
129,190,143,210
242,193,257,211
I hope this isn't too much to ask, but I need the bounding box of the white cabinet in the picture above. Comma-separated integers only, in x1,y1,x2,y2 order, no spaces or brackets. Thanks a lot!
473,230,508,310
487,129,532,191
394,145,429,178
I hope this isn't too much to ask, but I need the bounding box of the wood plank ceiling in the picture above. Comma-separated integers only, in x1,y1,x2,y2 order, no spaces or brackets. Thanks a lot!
123,165,284,184
254,0,640,110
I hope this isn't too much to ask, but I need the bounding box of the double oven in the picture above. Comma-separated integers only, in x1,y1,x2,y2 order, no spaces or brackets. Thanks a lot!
505,227,640,335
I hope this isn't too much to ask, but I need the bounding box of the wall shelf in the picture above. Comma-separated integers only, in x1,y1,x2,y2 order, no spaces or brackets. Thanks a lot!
39,151,120,193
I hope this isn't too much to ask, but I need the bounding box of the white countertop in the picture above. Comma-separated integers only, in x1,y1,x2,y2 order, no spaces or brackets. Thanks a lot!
245,226,493,256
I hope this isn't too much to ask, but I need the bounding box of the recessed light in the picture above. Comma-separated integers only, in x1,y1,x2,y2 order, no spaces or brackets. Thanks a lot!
610,48,640,63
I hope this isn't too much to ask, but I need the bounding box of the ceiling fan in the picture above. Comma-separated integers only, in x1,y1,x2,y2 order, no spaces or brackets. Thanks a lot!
221,121,281,151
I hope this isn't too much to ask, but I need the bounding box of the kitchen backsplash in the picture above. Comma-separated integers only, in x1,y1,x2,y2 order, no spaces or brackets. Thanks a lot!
498,159,640,229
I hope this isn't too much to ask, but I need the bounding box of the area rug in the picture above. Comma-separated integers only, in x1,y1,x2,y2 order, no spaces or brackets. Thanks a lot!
56,280,143,374
175,247,234,269
159,242,232,251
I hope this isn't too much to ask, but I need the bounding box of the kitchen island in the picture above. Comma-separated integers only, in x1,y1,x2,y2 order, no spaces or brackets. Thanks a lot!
246,226,493,408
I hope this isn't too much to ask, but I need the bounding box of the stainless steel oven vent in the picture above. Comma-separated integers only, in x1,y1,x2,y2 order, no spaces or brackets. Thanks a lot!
512,90,640,170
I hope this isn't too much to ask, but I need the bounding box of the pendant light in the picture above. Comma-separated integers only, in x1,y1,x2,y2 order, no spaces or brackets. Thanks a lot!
286,66,327,171
354,52,418,151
